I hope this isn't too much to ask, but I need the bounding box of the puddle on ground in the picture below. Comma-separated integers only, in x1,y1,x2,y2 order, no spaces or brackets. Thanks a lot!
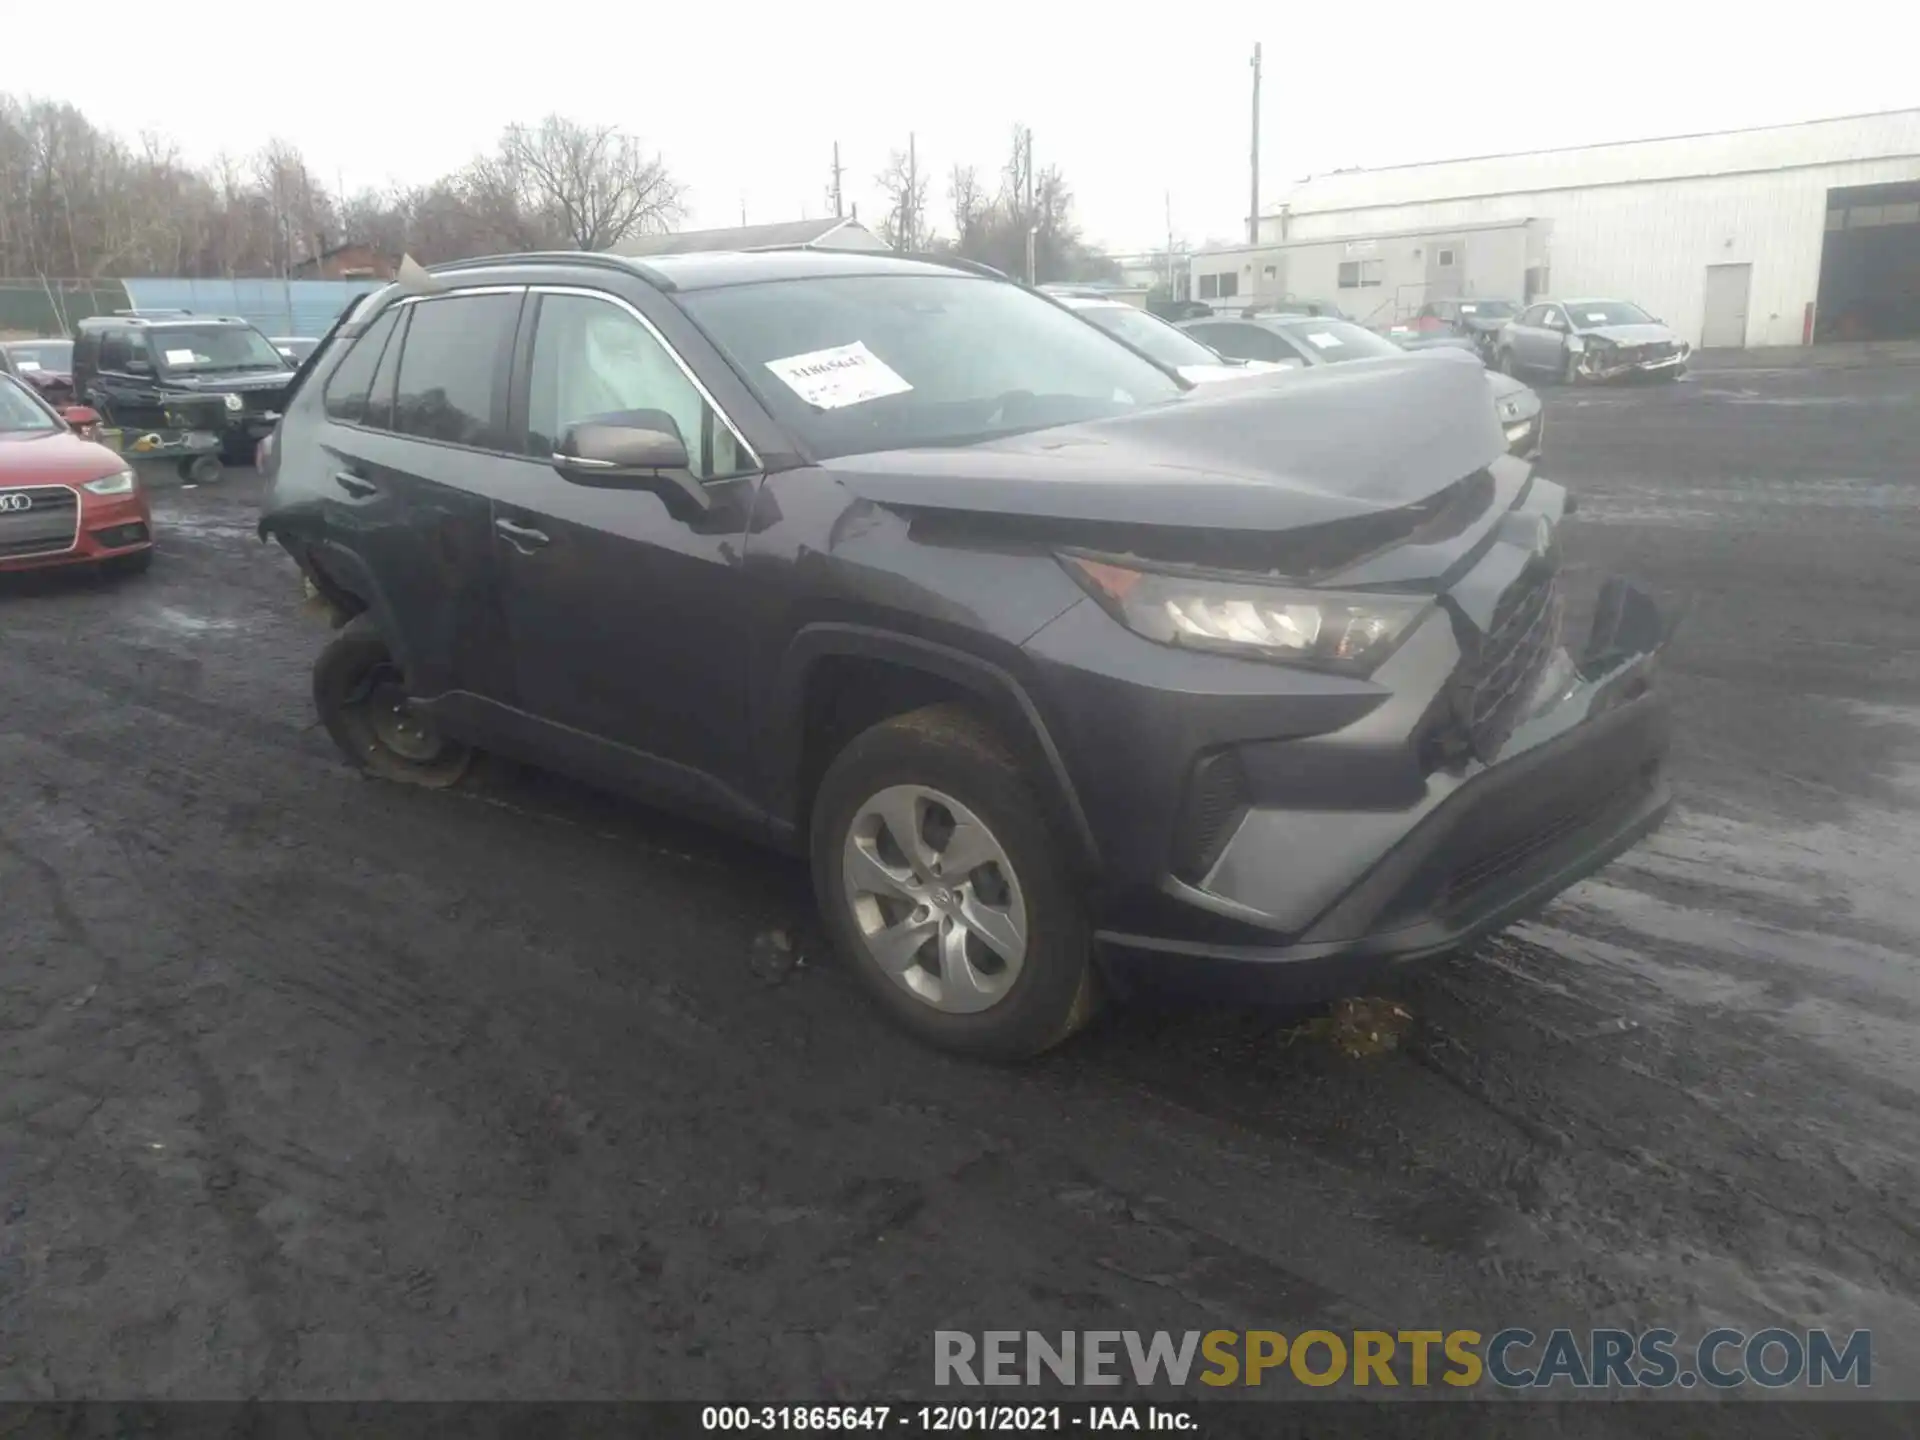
134,606,245,636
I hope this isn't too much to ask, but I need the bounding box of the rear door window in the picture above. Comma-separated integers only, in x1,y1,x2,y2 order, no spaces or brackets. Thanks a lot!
390,293,520,451
322,308,401,425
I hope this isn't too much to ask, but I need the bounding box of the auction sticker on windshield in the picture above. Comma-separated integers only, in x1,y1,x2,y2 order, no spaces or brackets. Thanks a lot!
1305,332,1340,349
1585,313,1609,323
766,342,912,410
165,349,198,365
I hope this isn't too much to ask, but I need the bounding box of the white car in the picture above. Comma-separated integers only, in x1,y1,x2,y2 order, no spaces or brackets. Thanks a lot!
1046,290,1293,384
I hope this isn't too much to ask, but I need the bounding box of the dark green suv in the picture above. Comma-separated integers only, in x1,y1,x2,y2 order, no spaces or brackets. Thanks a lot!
72,311,298,463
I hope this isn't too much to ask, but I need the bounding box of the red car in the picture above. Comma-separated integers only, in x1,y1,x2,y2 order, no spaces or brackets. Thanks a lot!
0,375,153,576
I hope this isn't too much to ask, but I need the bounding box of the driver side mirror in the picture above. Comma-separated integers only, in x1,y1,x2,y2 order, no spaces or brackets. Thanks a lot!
551,413,711,519
60,405,101,429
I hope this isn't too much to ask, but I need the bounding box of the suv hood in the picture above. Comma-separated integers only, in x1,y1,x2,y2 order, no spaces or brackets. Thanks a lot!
823,354,1504,532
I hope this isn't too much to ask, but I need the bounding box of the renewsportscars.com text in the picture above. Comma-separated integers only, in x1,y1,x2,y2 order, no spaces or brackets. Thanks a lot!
934,1328,1872,1391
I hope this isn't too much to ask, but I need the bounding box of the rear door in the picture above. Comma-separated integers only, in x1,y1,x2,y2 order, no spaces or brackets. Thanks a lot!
490,285,764,806
314,288,521,705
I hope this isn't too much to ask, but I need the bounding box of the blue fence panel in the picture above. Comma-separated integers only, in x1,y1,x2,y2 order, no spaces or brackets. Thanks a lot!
122,278,381,338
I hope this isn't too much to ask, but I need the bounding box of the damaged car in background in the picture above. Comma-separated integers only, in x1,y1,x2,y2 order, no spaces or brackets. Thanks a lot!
1495,299,1691,384
260,248,1675,1059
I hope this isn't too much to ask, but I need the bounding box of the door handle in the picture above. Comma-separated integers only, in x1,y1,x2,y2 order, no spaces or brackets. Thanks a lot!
333,471,377,498
494,518,550,551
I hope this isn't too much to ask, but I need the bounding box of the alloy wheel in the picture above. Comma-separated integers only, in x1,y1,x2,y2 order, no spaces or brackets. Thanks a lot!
841,784,1028,1014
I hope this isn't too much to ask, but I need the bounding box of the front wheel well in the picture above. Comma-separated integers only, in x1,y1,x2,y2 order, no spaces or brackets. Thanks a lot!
797,657,974,835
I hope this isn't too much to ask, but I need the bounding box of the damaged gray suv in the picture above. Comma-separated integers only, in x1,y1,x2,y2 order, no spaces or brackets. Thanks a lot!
259,249,1674,1058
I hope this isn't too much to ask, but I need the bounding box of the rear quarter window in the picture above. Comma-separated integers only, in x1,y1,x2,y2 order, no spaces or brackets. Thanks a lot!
323,308,401,425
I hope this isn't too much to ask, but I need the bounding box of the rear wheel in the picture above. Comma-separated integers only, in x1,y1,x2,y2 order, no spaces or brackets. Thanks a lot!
811,704,1098,1059
313,617,472,787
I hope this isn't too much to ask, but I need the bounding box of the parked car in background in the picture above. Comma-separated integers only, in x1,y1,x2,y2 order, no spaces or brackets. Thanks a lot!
1414,299,1521,361
1183,312,1544,461
0,375,153,576
262,248,1669,1058
3,339,77,407
1046,290,1292,383
1234,297,1351,321
272,336,320,365
1495,299,1690,384
1145,297,1217,323
1382,319,1480,355
73,311,298,463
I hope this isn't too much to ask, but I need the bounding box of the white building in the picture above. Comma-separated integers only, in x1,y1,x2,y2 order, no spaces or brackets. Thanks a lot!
1191,109,1920,348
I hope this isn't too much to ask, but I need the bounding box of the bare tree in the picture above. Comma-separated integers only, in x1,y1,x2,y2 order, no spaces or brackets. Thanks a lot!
875,136,930,252
493,115,685,251
948,164,985,253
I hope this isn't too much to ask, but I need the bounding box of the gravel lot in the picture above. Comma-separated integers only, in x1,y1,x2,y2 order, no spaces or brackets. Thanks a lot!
3,362,1917,1413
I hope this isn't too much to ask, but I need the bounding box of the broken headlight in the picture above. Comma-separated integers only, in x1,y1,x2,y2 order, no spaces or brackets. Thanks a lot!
1062,555,1432,676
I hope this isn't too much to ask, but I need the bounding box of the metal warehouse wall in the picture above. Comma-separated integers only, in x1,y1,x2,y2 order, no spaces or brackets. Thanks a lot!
120,278,382,338
1277,158,1920,348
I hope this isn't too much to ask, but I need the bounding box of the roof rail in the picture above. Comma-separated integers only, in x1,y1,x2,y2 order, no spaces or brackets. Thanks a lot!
893,251,1012,282
428,250,676,292
113,308,193,318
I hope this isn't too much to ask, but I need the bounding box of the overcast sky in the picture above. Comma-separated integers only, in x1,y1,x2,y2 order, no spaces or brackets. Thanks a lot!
6,1,1913,254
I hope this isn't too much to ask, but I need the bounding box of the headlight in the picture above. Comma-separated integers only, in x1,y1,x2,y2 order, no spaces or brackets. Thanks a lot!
83,468,138,496
1062,555,1431,675
222,392,244,412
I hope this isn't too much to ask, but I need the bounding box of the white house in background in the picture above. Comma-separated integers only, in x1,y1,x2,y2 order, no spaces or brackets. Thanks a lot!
1190,109,1920,347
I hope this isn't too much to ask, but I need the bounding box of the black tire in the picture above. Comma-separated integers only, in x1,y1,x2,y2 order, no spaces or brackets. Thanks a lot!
312,616,472,788
1559,348,1581,386
810,703,1099,1060
101,548,153,578
1496,348,1518,377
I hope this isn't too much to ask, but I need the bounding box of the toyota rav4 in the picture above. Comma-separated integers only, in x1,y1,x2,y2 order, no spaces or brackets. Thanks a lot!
259,249,1674,1058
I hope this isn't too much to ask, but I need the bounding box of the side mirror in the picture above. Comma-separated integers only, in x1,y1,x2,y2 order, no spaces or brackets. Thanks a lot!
61,405,101,428
125,358,152,375
552,416,710,518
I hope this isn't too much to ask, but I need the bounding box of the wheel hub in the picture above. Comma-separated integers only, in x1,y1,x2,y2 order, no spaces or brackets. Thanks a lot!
842,784,1028,1015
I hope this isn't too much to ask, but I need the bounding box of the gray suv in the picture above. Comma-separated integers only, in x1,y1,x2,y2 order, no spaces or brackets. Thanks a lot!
259,249,1674,1058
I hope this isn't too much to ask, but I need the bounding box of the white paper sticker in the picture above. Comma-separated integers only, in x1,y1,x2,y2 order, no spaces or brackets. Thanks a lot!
1305,331,1341,349
1459,304,1478,313
1584,312,1609,323
164,348,198,364
765,341,911,410
15,359,40,371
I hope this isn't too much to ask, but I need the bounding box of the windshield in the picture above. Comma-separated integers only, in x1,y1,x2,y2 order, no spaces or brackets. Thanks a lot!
150,325,288,373
1275,320,1406,363
1456,301,1515,319
1071,303,1229,369
5,340,73,372
679,274,1186,459
1569,300,1653,327
0,378,59,433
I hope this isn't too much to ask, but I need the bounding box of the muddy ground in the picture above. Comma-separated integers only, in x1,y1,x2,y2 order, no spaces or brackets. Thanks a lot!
2,362,1917,1422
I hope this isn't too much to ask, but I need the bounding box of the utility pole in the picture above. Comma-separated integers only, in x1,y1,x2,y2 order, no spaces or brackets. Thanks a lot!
907,132,918,248
831,142,845,219
1248,43,1262,245
1165,190,1176,298
1022,126,1037,283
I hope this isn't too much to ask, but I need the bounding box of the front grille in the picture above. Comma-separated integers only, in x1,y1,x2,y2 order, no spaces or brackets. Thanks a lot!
0,485,80,559
1453,559,1563,760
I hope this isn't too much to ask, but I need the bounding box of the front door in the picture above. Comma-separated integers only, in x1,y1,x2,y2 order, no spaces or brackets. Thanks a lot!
493,288,763,813
1702,263,1752,348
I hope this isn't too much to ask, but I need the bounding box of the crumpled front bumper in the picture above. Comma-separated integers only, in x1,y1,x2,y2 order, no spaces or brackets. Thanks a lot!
1094,575,1676,1002
1575,348,1689,382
